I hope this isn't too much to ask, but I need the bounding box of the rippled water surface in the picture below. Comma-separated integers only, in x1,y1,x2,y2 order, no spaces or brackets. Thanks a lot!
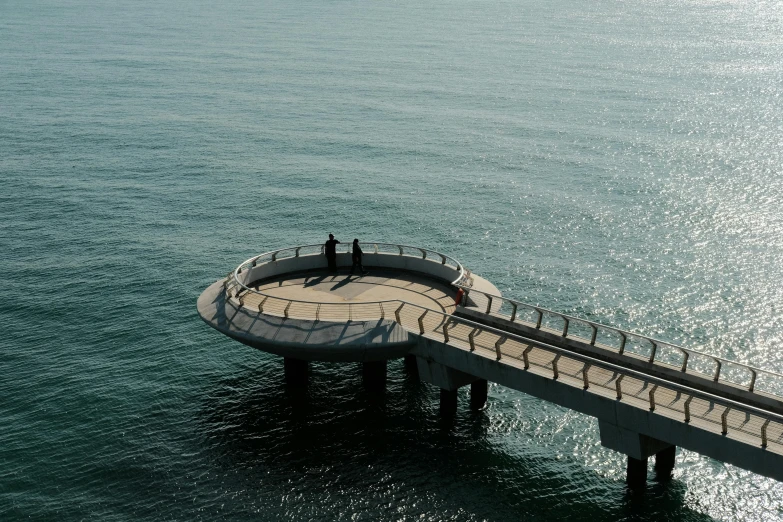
2,0,783,520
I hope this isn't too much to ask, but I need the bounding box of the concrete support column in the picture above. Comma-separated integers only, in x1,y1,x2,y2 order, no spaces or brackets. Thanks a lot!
362,360,387,391
404,354,419,378
626,456,648,489
440,388,458,415
655,446,676,479
470,379,488,410
284,357,308,386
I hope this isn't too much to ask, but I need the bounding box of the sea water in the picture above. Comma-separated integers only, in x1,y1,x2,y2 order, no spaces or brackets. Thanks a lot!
2,0,782,519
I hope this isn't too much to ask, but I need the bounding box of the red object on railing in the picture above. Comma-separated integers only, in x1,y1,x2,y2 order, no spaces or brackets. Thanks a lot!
454,288,464,306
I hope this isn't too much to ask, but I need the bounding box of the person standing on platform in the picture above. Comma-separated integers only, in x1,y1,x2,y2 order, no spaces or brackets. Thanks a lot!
324,233,340,273
350,238,368,276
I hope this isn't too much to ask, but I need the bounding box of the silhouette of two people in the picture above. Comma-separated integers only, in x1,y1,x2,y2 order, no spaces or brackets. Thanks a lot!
323,234,368,276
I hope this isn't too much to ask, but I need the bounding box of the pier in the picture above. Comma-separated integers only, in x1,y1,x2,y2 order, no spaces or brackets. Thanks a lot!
197,242,783,488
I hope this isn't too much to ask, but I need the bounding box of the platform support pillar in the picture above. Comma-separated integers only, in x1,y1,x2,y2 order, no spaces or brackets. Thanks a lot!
655,446,676,479
362,360,387,391
626,456,648,489
404,354,419,378
440,388,458,415
284,357,308,386
470,379,488,410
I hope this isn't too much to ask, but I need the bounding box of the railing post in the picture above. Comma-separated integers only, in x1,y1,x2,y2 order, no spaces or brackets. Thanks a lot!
748,369,757,393
680,350,689,372
684,396,693,423
762,419,771,448
443,322,450,343
271,252,277,262
582,364,590,390
619,333,627,355
721,407,730,435
418,309,428,334
552,354,560,380
398,245,404,255
535,309,543,330
239,295,246,307
510,303,517,323
649,341,657,363
258,296,267,313
494,337,504,360
713,358,722,383
419,248,426,259
395,303,404,324
485,295,493,314
379,303,384,321
561,317,569,337
590,325,597,346
469,329,477,352
439,254,446,265
615,375,624,400
316,303,321,321
284,301,291,319
649,384,658,411
523,345,533,370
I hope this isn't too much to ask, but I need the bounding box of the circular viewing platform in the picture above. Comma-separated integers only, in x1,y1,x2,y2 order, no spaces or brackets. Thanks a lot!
197,243,498,361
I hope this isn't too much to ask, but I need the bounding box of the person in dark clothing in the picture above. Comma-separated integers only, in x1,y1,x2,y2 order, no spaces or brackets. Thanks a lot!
350,238,368,276
324,234,340,272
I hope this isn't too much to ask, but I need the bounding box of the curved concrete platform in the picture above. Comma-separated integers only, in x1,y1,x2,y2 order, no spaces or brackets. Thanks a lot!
197,258,500,361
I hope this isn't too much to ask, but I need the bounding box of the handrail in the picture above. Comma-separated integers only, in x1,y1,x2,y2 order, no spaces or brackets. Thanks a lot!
224,277,783,438
459,286,783,396
221,246,783,444
392,302,783,437
228,247,782,397
223,242,466,321
234,242,469,289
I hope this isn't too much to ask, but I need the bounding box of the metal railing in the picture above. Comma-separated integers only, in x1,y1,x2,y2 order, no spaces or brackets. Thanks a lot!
230,242,470,290
218,243,783,450
221,242,466,323
396,303,783,450
224,278,783,451
458,286,783,399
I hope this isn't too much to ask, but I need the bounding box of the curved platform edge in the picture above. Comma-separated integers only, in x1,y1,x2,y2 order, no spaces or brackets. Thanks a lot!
197,280,416,362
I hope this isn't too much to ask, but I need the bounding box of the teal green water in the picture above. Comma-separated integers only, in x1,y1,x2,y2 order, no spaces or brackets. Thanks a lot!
2,0,783,519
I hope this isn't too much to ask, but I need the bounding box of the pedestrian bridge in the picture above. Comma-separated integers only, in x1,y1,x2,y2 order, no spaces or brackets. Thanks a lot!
197,242,783,488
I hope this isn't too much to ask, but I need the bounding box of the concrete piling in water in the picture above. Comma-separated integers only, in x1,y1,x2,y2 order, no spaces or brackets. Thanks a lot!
404,354,419,378
626,456,648,489
362,360,387,391
470,379,488,410
440,388,458,415
655,446,676,480
284,357,308,386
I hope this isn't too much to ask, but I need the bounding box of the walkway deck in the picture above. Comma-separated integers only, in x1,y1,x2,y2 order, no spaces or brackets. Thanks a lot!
244,268,457,321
